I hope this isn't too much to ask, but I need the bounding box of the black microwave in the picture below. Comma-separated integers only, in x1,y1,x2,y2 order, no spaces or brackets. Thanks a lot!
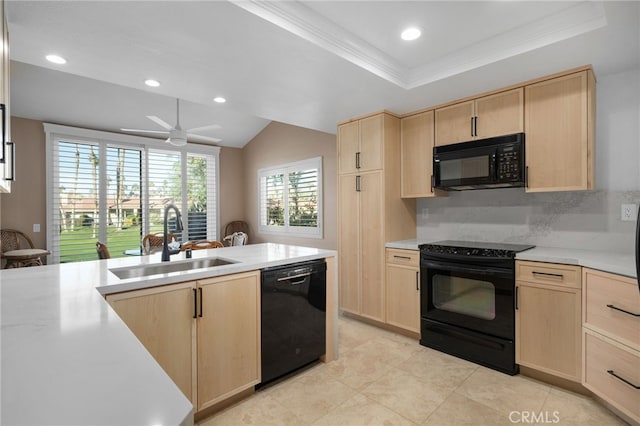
433,133,525,191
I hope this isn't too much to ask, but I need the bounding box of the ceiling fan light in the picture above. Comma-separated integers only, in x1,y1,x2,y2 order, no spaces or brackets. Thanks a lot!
166,137,187,146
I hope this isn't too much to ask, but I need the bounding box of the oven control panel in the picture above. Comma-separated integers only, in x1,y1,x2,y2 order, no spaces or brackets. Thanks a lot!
421,244,516,258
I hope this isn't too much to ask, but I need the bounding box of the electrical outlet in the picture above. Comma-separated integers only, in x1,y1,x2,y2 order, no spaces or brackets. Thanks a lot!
33,224,41,233
621,204,637,221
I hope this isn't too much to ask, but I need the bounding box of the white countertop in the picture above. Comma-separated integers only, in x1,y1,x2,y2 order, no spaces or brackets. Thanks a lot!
1,243,336,426
385,239,637,279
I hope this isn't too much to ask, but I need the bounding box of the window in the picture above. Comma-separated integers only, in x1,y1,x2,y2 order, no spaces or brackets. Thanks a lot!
258,157,322,238
46,124,219,263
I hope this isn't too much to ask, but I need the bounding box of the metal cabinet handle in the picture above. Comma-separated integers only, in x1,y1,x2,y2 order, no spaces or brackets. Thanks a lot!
532,271,564,280
607,370,640,389
606,304,640,317
356,175,361,192
198,287,203,318
393,255,412,260
4,142,14,181
473,116,478,137
277,272,311,282
515,286,519,310
193,288,198,319
356,152,361,169
430,175,434,193
470,117,474,137
416,271,419,291
525,166,529,188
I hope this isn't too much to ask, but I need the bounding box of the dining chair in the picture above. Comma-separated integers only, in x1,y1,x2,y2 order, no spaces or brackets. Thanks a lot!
223,221,249,246
180,240,224,251
96,241,111,259
142,232,177,254
0,229,50,268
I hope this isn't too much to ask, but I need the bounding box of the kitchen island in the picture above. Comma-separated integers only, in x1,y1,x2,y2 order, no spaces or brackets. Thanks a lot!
0,243,337,426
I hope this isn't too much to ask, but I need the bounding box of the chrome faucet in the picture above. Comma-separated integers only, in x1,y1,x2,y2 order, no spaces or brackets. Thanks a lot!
162,203,183,262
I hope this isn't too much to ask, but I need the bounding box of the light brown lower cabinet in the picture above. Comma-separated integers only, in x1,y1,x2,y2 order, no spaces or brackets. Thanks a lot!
515,261,582,382
385,248,420,334
582,268,640,424
106,270,260,411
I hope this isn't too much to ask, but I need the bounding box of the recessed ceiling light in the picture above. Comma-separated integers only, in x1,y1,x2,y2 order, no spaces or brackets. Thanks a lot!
213,97,226,104
145,79,161,87
401,27,421,41
45,54,66,64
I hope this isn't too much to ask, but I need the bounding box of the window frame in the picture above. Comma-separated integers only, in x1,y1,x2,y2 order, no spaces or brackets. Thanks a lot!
45,123,220,263
257,156,323,238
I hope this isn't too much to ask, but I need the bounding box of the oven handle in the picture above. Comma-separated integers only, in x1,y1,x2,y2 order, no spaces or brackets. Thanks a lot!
421,260,513,279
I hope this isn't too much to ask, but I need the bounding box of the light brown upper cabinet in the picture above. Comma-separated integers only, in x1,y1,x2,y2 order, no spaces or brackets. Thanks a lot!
338,114,384,174
400,110,444,198
435,88,524,146
525,70,595,192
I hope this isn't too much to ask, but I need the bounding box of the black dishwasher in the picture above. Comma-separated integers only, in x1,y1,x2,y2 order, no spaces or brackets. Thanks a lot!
260,260,326,385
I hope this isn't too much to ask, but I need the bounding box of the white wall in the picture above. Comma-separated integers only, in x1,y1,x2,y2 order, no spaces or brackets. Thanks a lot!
417,67,640,253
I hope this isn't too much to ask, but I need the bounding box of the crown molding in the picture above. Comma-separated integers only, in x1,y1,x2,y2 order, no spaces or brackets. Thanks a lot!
231,1,607,90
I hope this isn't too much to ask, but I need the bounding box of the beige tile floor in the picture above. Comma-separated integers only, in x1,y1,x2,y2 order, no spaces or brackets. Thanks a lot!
199,315,628,426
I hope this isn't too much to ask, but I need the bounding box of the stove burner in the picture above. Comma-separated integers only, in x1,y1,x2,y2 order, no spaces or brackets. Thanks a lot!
419,240,535,259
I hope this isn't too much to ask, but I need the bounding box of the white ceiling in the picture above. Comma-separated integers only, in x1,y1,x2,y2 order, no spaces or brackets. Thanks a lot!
6,1,640,148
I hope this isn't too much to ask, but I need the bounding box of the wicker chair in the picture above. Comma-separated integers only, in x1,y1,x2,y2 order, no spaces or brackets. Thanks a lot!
96,241,111,259
142,232,177,255
1,229,50,268
223,221,249,246
180,240,224,251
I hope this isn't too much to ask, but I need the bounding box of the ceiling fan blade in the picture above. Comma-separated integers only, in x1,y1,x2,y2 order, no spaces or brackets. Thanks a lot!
146,115,173,130
187,133,222,143
187,124,221,133
121,128,169,134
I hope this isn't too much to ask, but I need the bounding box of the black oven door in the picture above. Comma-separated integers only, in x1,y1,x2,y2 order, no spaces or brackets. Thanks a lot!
420,259,514,340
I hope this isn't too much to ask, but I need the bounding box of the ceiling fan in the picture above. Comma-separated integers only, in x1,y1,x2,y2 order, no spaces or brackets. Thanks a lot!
121,98,222,146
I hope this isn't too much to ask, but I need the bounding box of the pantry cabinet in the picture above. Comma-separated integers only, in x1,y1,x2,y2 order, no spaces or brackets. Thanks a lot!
515,261,582,382
385,249,420,334
582,268,640,424
400,110,444,198
435,88,523,146
337,112,415,323
525,70,595,192
106,270,261,412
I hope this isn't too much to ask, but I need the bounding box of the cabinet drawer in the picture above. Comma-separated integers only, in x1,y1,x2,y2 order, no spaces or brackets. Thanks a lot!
386,249,419,267
516,261,581,289
583,268,640,349
584,330,640,423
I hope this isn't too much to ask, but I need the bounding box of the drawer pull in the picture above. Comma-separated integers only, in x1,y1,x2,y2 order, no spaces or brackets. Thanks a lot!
532,271,564,280
606,304,640,317
607,370,640,390
393,255,412,260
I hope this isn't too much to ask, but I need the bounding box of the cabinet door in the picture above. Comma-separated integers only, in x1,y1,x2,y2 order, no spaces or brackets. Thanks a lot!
401,111,435,198
106,282,197,404
435,100,474,146
197,271,260,410
386,263,420,334
359,114,384,172
338,174,360,314
525,71,593,192
516,282,582,382
475,88,523,139
359,172,384,321
338,121,359,174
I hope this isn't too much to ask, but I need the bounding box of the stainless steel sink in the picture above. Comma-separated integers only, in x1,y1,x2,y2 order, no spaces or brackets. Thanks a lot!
110,258,237,280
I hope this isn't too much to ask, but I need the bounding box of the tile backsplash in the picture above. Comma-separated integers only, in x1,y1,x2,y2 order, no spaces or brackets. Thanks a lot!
417,189,640,253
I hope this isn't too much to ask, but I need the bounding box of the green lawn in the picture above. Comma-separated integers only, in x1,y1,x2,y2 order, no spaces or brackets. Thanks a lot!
59,226,146,263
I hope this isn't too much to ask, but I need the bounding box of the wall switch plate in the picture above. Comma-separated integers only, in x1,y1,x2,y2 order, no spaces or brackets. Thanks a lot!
33,224,41,233
621,204,637,221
